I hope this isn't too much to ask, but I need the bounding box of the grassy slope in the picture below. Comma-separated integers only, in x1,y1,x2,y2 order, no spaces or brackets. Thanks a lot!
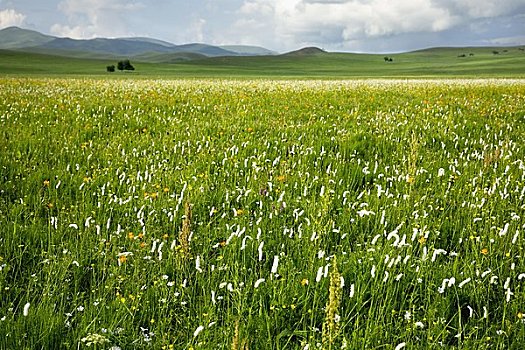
0,50,117,76
0,27,54,49
0,46,523,78
183,47,525,78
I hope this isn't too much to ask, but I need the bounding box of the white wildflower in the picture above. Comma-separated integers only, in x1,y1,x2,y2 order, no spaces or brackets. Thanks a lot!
316,266,324,282
195,255,203,273
394,342,406,350
431,248,447,262
271,255,279,274
357,209,375,217
193,325,204,337
458,278,471,288
23,302,30,317
258,241,264,261
254,278,265,288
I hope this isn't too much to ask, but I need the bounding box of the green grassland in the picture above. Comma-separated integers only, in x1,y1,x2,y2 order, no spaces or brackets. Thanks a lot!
1,78,525,349
0,46,524,78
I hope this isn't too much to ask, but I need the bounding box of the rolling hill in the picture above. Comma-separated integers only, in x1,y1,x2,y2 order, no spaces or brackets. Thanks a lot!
0,26,523,77
0,44,523,78
0,26,54,49
29,37,236,57
282,47,327,56
0,26,276,60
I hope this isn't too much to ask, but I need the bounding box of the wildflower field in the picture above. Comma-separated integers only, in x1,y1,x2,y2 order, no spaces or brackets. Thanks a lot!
1,78,525,349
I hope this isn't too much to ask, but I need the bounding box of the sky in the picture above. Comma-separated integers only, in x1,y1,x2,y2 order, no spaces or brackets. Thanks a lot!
0,0,524,53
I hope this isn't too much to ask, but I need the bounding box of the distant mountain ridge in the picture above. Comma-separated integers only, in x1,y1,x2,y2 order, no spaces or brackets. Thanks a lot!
0,26,54,49
0,26,277,61
220,45,276,56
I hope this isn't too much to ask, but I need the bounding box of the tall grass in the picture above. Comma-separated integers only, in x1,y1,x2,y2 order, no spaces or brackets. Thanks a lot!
1,78,524,349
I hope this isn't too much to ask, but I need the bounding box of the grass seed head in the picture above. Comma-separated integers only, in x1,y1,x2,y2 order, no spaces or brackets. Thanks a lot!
322,256,343,349
179,201,192,259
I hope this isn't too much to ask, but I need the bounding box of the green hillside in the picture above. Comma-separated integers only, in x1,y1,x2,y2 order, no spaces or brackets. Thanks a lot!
0,49,118,75
0,26,54,49
0,46,523,78
180,47,524,78
132,51,207,63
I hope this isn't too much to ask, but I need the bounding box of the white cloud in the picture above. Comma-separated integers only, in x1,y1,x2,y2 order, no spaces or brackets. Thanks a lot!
57,0,143,14
50,23,90,38
434,0,525,18
235,0,525,50
187,18,207,43
0,8,26,28
487,35,525,45
239,1,273,15
51,0,144,38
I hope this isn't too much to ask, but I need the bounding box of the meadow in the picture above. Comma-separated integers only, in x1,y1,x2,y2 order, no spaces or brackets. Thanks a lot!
1,78,525,349
1,46,524,78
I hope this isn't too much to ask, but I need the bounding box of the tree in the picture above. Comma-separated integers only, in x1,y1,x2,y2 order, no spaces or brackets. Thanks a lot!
117,60,135,72
106,65,115,72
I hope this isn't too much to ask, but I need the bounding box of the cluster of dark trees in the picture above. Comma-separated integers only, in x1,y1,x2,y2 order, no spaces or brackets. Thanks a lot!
383,56,394,62
107,60,135,72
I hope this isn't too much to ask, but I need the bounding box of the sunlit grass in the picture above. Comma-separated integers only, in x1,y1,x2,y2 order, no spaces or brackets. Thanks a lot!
1,78,524,349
